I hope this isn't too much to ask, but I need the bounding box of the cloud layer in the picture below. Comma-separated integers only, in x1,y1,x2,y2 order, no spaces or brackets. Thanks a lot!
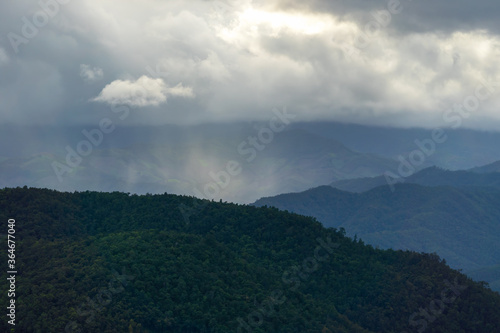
1,0,499,129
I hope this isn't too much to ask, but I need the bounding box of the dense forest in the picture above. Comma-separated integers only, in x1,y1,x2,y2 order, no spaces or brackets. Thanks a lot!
0,187,499,332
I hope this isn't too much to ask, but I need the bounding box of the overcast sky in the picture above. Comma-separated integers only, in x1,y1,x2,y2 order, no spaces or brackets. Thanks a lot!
1,0,499,130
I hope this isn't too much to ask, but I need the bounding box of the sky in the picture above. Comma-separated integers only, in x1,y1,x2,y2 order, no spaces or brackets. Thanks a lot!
1,0,500,130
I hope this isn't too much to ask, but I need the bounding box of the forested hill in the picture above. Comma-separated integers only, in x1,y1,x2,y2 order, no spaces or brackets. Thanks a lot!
1,187,499,332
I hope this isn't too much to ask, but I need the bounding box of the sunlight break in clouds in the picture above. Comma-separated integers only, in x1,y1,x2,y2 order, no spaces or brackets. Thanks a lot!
92,76,194,107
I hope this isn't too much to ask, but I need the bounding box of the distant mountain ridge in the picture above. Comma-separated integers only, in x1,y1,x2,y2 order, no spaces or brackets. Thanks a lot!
253,183,500,291
292,122,500,170
469,160,500,173
330,165,500,193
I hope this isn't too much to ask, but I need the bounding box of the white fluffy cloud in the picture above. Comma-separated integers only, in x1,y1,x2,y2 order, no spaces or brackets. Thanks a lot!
92,75,194,107
92,76,168,107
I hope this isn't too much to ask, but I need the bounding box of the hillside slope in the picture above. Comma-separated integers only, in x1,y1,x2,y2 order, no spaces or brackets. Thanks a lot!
0,187,499,332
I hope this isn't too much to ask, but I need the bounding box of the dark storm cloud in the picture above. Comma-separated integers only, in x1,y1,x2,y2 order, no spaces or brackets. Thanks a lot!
0,0,499,129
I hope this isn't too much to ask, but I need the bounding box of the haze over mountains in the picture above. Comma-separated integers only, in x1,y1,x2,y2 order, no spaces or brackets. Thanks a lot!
0,122,399,203
330,165,500,193
292,122,500,170
3,122,500,203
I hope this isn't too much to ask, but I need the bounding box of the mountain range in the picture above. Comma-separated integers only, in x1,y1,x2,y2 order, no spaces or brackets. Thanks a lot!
254,182,500,292
330,165,500,193
291,122,500,170
0,124,400,203
4,121,500,203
